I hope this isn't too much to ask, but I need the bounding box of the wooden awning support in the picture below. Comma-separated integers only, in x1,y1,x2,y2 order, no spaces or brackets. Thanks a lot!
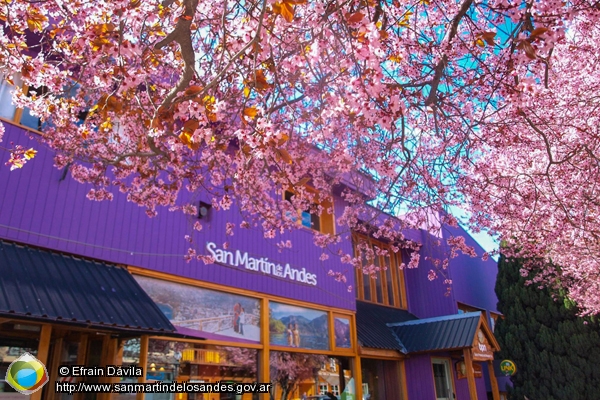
463,314,502,400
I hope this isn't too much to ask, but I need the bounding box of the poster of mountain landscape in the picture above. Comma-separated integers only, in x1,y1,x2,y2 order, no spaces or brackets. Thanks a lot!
269,302,329,350
334,317,351,348
134,275,261,343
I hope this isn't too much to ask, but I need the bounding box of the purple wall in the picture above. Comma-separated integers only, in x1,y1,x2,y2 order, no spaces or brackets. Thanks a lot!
0,123,355,310
403,229,457,319
403,222,500,320
442,224,499,314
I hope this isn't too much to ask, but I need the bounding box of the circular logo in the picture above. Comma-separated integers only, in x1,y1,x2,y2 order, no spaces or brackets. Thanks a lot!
499,359,517,376
5,352,49,394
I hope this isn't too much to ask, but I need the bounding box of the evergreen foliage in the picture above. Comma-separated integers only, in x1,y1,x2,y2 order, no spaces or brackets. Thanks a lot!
495,256,600,399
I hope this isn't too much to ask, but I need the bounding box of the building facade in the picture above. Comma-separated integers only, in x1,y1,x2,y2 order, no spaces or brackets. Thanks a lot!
1,115,508,400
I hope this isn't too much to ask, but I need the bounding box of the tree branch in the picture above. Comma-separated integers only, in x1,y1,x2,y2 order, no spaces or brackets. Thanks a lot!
154,0,199,109
425,0,473,106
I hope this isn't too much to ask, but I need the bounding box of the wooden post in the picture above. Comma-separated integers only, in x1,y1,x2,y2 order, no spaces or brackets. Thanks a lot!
352,356,363,400
399,360,409,400
463,349,478,400
106,337,121,400
259,298,270,400
31,325,52,400
96,335,113,400
137,335,149,400
48,336,64,400
487,360,500,400
74,334,89,400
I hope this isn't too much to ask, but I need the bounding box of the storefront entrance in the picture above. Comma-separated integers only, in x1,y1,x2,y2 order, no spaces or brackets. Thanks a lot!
360,358,402,400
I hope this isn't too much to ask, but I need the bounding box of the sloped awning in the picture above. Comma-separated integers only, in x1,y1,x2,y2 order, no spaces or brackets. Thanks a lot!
388,312,502,400
355,301,418,353
0,240,175,334
387,311,500,358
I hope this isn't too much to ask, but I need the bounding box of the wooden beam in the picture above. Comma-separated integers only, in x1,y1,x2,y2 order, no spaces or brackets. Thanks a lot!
137,335,149,400
259,297,270,400
463,349,478,400
358,347,403,359
487,360,500,400
31,325,51,400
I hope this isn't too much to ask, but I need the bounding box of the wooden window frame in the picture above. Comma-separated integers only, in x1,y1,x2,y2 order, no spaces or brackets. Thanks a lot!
431,357,456,400
283,188,335,235
0,73,45,132
353,234,407,309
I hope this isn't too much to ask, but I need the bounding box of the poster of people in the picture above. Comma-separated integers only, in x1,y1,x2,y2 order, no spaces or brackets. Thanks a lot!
134,275,261,343
269,302,329,350
334,317,351,348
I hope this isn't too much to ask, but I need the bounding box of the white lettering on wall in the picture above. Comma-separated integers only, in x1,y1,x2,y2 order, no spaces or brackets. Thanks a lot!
206,242,318,286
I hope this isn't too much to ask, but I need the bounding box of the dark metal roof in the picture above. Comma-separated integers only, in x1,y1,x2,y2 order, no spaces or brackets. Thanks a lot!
356,301,418,352
388,312,481,353
0,240,175,333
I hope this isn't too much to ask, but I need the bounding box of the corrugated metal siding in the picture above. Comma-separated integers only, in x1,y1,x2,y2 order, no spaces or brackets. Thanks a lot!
355,301,417,351
389,312,480,353
0,124,355,310
0,240,174,332
405,355,438,400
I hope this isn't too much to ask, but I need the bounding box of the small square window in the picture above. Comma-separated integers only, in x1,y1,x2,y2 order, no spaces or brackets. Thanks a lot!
331,385,339,396
284,189,334,234
319,384,328,395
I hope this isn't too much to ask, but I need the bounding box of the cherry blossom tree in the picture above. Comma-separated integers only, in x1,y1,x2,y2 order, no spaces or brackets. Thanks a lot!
1,0,599,312
223,347,327,400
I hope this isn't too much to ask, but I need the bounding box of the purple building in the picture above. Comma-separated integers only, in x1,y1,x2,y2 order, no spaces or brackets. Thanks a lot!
0,117,508,400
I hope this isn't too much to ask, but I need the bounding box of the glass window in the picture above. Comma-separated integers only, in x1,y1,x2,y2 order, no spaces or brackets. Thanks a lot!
373,247,383,304
457,303,481,314
383,254,395,306
432,359,453,400
331,385,339,396
0,74,19,120
358,245,372,301
489,313,500,332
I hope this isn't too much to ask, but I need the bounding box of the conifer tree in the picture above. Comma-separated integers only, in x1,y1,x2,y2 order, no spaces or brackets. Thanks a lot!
495,256,600,399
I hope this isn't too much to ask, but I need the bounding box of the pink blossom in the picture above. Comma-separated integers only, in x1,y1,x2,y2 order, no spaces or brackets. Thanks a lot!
2,0,600,313
428,270,438,281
